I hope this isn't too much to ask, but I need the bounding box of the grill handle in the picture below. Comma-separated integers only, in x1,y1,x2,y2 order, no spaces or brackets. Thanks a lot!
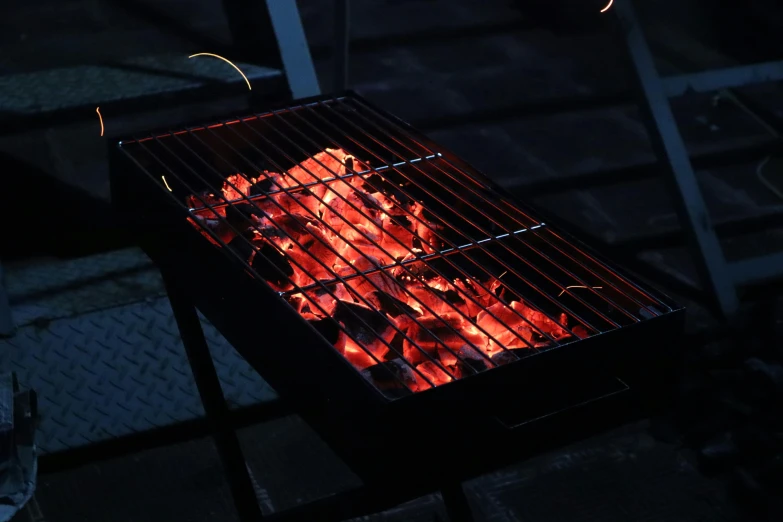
492,377,630,432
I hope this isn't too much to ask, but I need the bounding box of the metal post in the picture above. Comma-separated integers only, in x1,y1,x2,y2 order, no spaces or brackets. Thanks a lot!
334,0,350,92
0,261,15,338
613,0,739,318
265,0,321,99
162,270,263,522
440,483,474,522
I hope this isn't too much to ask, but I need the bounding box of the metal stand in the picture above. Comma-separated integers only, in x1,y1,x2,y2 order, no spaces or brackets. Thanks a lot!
0,261,15,338
162,271,263,522
615,0,783,318
161,266,484,521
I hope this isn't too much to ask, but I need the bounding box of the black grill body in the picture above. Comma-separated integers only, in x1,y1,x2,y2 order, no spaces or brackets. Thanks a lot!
109,92,684,497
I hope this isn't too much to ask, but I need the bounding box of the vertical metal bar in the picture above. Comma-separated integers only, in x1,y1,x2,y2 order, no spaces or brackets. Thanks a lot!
441,483,474,522
265,0,321,99
161,270,263,521
613,0,739,317
0,261,15,338
333,0,350,92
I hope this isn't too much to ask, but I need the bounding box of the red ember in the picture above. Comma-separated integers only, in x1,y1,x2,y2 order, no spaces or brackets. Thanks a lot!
188,148,574,392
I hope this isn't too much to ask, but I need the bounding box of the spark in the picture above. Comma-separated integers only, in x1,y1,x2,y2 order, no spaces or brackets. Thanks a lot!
600,0,614,13
162,176,173,192
96,107,104,136
558,286,603,297
188,53,252,91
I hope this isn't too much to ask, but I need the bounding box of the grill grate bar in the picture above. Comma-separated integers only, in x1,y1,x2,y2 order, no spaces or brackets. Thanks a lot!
117,93,680,397
346,96,668,317
322,98,650,323
286,102,611,333
146,134,469,390
192,127,510,372
227,114,556,351
253,108,594,342
187,153,442,213
124,138,429,394
282,225,546,295
177,129,477,383
205,119,539,362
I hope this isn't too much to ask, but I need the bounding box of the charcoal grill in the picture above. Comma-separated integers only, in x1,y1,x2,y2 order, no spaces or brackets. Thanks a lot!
110,92,685,522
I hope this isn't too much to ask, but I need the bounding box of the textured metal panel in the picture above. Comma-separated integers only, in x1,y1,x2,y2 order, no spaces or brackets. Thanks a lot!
0,296,276,454
5,249,151,297
0,54,280,115
5,249,163,328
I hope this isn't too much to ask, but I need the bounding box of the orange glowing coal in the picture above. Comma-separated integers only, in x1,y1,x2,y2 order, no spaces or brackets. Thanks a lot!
188,148,575,393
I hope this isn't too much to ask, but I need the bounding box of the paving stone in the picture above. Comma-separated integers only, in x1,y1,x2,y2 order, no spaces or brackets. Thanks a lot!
0,295,276,454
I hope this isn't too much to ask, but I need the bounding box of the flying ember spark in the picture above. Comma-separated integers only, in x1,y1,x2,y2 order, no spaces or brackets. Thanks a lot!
96,107,104,136
188,53,252,91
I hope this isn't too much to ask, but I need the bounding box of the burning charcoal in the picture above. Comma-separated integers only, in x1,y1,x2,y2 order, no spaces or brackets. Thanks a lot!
368,291,420,319
491,349,519,366
222,174,255,200
251,240,294,286
350,190,384,214
187,192,226,216
457,344,493,373
307,317,340,344
270,191,321,217
188,215,237,245
344,256,406,302
336,330,380,369
406,313,487,352
412,204,440,253
406,313,464,350
361,174,412,206
405,283,467,317
225,203,265,230
477,302,536,350
361,358,420,396
512,300,571,340
341,222,384,246
333,300,397,355
264,213,315,242
453,278,491,317
249,177,275,195
416,361,453,387
287,148,348,185
226,231,255,263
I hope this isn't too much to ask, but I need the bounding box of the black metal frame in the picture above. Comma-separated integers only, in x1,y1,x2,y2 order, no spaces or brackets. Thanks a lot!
110,92,685,521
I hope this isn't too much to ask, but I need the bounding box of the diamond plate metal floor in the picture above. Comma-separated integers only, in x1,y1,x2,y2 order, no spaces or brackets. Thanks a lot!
0,249,276,454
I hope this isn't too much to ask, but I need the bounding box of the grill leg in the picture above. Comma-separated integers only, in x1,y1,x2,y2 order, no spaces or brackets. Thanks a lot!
163,272,263,522
440,483,474,522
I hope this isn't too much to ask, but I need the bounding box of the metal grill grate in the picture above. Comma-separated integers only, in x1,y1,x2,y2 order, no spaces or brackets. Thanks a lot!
117,95,674,399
